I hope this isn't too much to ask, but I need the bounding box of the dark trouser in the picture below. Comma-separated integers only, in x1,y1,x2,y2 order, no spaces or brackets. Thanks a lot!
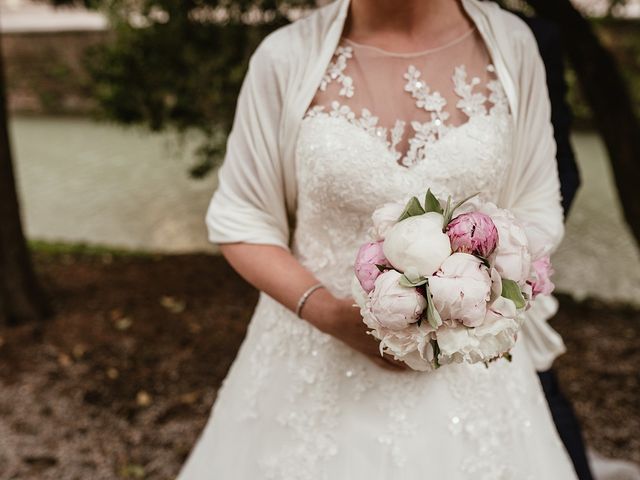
538,369,594,480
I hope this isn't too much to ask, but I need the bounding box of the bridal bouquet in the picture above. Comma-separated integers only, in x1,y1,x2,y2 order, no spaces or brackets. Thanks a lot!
352,190,555,371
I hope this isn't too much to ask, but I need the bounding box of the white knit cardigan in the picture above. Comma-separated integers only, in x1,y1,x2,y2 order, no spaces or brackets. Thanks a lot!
206,0,567,370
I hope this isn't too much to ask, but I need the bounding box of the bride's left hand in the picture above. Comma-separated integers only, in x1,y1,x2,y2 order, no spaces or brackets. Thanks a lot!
303,291,409,371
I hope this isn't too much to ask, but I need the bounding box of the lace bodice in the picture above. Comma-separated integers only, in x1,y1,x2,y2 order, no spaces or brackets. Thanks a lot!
293,31,513,297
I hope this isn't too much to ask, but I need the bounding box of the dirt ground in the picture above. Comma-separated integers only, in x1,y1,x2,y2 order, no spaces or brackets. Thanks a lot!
0,251,638,480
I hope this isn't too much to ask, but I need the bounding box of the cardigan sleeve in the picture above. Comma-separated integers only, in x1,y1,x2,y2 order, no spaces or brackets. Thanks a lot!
508,26,565,259
508,22,568,370
205,37,291,250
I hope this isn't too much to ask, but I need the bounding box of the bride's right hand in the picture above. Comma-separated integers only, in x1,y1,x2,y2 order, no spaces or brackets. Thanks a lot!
302,290,408,371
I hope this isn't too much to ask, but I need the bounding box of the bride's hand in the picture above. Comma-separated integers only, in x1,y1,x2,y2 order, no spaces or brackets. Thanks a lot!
302,290,408,371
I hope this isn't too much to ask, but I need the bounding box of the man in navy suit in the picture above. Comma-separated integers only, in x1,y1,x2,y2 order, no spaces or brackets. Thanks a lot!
522,14,594,480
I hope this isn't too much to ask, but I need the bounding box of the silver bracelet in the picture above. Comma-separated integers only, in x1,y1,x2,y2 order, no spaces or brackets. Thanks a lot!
295,283,325,318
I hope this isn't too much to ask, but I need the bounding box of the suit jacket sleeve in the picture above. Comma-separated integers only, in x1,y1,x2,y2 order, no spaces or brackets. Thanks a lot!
522,15,580,216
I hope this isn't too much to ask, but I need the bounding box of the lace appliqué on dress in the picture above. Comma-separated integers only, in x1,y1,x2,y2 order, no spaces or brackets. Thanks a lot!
445,359,542,480
307,102,406,163
309,46,510,168
319,45,355,98
403,64,451,165
246,297,377,479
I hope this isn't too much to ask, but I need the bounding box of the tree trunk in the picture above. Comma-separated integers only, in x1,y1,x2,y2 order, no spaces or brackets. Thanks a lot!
0,34,50,325
525,0,640,246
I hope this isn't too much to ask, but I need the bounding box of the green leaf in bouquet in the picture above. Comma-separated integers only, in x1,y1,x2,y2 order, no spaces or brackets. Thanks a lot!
485,350,514,368
441,195,453,228
478,256,491,269
451,192,479,215
399,273,427,288
432,340,441,369
441,192,480,228
424,282,443,329
424,189,444,214
403,267,422,283
398,196,425,222
500,279,526,309
375,264,393,273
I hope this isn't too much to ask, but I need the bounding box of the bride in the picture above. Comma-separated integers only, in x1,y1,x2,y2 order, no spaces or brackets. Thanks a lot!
178,0,579,478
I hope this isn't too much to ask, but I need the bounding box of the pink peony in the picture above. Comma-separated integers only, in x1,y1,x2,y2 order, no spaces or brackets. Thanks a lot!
428,253,492,328
446,212,499,259
480,203,531,285
529,256,555,298
354,241,389,293
367,270,427,330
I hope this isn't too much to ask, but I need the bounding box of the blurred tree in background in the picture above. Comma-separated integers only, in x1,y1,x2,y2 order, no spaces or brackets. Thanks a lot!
520,0,640,255
0,0,307,325
0,37,50,325
57,0,312,177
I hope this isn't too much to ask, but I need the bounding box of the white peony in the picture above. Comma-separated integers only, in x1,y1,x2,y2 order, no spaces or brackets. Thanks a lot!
375,322,437,372
383,212,452,277
359,273,436,372
480,203,531,285
436,296,521,364
387,335,436,371
428,253,492,327
473,297,520,360
370,201,405,240
365,270,426,330
436,325,481,365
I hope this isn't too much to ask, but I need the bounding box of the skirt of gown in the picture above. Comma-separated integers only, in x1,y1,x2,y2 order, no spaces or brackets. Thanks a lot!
177,293,578,480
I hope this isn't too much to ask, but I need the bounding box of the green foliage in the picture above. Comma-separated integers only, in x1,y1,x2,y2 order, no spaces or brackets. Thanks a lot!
567,18,640,127
498,3,640,129
424,189,444,214
76,1,314,176
564,66,594,127
398,196,425,222
424,282,443,329
29,240,154,257
596,19,640,119
500,279,526,309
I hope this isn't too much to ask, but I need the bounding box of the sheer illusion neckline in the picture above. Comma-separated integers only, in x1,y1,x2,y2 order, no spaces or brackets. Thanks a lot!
343,27,476,58
306,24,510,168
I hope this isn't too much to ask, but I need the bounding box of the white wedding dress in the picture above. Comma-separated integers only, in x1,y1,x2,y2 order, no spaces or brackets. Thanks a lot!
179,30,578,479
